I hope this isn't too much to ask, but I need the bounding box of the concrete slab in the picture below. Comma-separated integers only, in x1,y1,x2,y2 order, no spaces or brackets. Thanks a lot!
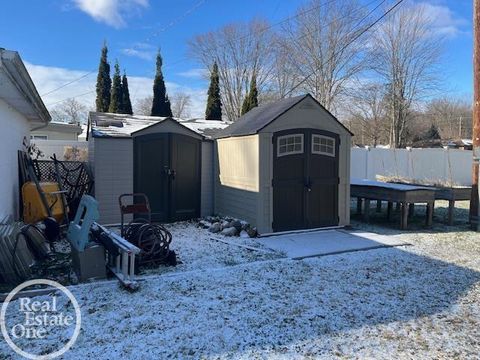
256,229,409,259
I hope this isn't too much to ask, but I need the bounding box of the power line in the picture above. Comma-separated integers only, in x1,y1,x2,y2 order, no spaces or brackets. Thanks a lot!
284,0,406,97
46,90,95,107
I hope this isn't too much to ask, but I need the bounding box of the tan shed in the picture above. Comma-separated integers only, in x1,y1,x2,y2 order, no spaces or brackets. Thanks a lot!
214,94,353,234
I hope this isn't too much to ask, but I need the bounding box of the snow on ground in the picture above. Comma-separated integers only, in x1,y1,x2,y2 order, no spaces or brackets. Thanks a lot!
2,202,480,359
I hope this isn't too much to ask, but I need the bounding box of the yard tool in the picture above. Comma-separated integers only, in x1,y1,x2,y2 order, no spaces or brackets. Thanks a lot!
119,193,175,266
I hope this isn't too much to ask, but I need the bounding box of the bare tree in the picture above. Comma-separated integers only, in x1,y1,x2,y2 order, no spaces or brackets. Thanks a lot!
134,96,153,116
347,83,389,146
280,0,368,113
425,97,472,140
188,19,274,121
171,92,192,119
50,98,88,124
370,4,443,148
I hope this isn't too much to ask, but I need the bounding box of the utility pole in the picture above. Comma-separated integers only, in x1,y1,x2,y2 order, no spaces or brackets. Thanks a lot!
471,0,480,230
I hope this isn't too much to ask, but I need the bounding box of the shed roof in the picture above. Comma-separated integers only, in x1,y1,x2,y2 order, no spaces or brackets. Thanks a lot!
88,112,230,140
215,94,353,139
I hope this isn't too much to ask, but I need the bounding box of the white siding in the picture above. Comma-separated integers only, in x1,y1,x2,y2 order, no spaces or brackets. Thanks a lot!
0,98,31,219
93,138,133,224
201,141,214,217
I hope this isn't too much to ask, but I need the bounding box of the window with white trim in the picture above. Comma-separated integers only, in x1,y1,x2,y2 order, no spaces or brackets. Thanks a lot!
312,135,335,156
277,134,304,157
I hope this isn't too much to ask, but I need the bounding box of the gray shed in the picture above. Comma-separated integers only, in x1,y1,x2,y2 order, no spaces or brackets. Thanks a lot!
214,94,353,234
87,112,229,224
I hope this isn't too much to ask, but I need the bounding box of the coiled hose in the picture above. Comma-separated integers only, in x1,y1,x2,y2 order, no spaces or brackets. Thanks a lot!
123,219,173,265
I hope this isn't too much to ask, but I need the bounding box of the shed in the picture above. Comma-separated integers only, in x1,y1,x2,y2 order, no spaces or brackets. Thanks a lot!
87,112,229,224
214,94,353,234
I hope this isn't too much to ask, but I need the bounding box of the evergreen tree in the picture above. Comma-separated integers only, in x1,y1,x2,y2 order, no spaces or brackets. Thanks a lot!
151,50,172,117
241,75,258,115
121,72,133,115
95,43,111,112
108,61,123,113
205,62,222,120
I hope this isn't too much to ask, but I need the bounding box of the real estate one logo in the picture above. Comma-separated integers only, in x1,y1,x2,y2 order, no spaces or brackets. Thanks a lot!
0,279,81,360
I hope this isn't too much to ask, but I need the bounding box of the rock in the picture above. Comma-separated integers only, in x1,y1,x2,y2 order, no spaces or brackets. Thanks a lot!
229,220,242,232
239,230,249,238
198,220,211,229
221,226,238,237
208,222,222,233
246,227,257,238
221,220,230,229
240,221,249,230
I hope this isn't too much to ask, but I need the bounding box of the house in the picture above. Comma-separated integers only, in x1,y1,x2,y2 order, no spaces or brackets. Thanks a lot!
87,112,229,223
31,121,82,141
0,48,50,219
214,94,353,233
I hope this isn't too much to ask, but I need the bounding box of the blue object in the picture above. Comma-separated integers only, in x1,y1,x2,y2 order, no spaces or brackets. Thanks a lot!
67,195,100,251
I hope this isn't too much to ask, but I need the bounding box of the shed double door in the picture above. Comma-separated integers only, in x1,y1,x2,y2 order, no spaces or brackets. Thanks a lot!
134,133,201,222
272,129,339,232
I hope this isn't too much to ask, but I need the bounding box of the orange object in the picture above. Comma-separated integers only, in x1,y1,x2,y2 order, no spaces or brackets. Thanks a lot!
22,182,66,224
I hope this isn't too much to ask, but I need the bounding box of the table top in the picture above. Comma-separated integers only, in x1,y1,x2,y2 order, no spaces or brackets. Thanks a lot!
351,179,435,192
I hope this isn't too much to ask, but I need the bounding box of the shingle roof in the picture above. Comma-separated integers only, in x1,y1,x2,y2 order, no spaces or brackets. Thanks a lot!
215,94,353,139
88,112,230,140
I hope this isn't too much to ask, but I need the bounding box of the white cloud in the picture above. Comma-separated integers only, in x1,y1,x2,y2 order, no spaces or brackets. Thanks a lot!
177,68,208,79
420,2,469,38
73,0,149,28
121,42,156,61
25,62,206,118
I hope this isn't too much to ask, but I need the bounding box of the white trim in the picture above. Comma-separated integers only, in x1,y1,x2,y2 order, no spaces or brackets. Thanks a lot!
30,134,48,140
312,134,335,157
277,134,304,157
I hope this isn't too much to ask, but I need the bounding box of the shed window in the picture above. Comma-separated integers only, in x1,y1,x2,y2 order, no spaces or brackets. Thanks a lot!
277,134,304,157
312,135,335,156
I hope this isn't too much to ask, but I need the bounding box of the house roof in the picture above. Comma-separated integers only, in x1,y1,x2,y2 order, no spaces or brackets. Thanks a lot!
215,94,353,139
0,49,50,125
34,121,82,134
88,112,230,140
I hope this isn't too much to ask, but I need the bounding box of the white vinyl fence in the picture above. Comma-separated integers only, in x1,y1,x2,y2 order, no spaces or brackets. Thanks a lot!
32,140,88,161
351,148,473,186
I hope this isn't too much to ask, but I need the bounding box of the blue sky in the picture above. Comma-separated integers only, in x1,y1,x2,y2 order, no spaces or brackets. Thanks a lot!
0,0,473,117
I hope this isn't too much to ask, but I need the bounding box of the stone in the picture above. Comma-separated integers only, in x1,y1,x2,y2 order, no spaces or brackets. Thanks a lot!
208,222,222,233
229,220,242,232
198,220,211,229
221,227,238,237
239,230,249,238
246,226,258,238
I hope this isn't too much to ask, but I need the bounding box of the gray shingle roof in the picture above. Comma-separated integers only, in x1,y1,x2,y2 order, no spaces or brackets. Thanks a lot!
215,94,353,138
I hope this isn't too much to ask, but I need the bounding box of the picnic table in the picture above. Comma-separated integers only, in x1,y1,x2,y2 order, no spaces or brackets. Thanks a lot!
351,179,436,230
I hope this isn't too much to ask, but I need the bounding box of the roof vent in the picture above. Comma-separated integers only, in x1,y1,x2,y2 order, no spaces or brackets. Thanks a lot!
96,120,124,128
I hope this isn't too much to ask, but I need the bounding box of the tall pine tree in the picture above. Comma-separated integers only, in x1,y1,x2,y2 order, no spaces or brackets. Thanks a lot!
151,50,172,117
95,43,111,112
241,75,258,115
121,72,133,115
205,62,222,120
109,61,123,113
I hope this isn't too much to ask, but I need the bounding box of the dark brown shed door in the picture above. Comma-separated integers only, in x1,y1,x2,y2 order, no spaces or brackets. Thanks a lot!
272,129,339,232
134,133,201,222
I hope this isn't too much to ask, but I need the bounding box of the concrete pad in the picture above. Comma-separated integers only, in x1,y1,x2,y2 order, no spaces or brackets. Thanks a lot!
256,229,409,259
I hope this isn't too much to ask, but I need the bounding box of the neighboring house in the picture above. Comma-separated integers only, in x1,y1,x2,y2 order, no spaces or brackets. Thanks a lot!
0,48,50,219
31,121,82,140
87,112,229,223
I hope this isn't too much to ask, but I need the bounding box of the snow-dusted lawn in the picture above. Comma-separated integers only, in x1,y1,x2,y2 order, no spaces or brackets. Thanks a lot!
2,202,480,359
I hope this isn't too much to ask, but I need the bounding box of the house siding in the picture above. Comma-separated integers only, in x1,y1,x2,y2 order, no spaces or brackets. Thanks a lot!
93,138,133,224
0,98,31,219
